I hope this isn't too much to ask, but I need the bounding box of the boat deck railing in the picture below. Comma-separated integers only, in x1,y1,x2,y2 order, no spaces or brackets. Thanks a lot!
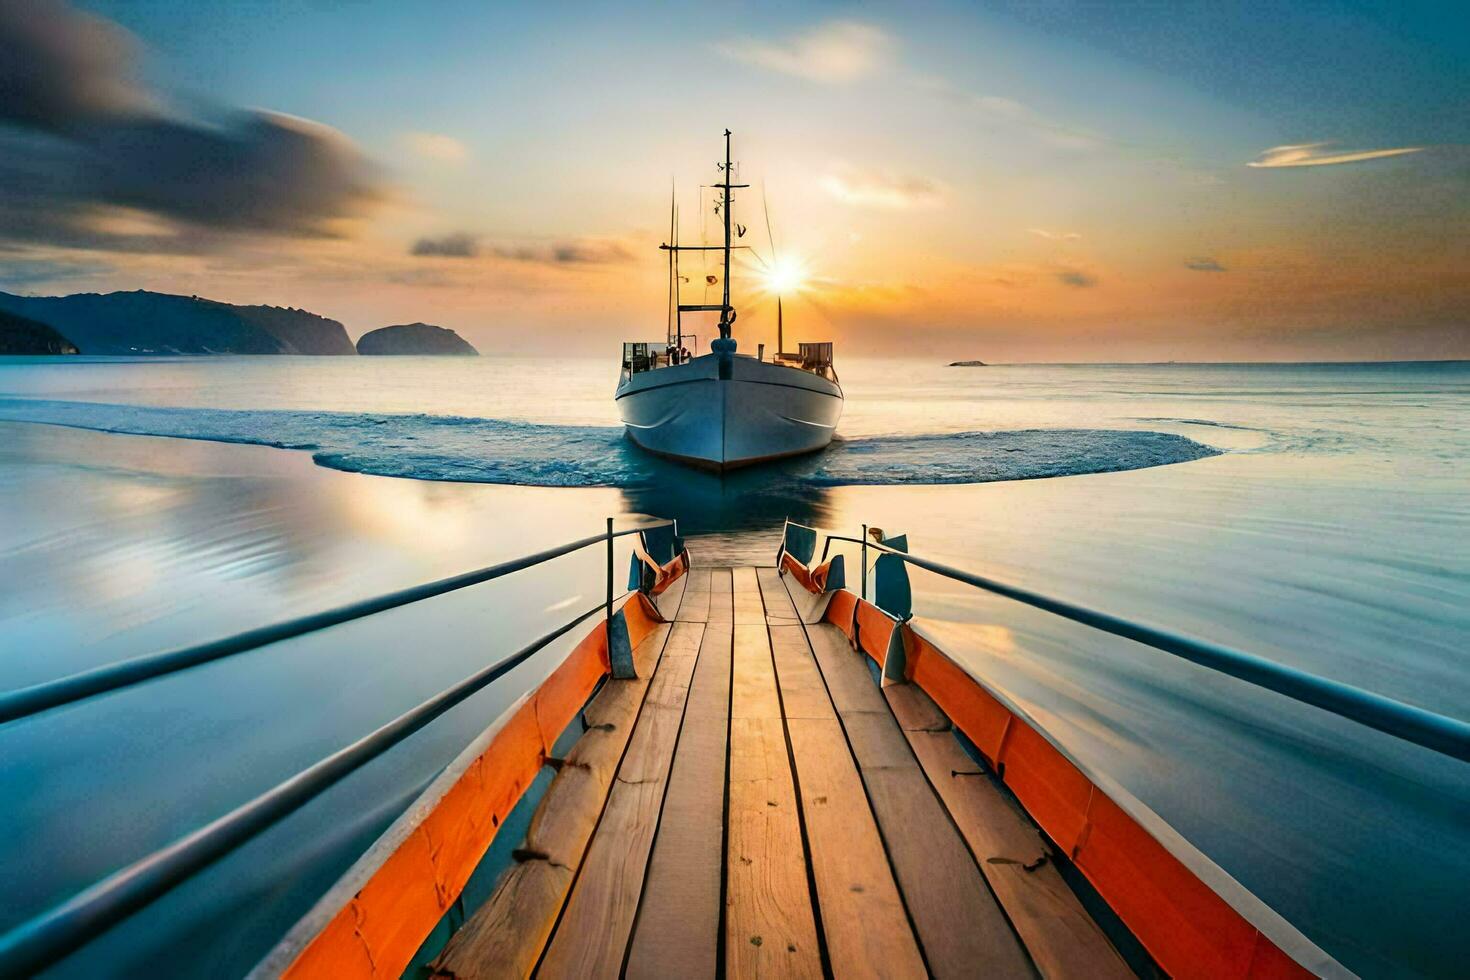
621,340,692,377
0,517,675,976
621,339,839,382
792,520,1470,765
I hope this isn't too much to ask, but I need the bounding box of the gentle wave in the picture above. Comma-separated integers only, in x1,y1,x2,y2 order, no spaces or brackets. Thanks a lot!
0,398,1221,487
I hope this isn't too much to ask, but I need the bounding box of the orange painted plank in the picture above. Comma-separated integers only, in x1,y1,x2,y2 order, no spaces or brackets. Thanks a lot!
807,622,1034,979
906,626,1315,980
907,630,1014,765
1077,791,1260,978
780,551,816,592
283,630,604,980
853,601,896,665
432,624,670,979
823,588,858,643
886,683,1130,979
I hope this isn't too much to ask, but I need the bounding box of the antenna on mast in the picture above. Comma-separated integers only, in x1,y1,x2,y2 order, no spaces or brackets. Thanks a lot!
762,180,783,356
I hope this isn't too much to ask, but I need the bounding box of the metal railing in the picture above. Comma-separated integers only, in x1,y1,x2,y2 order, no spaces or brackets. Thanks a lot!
0,522,669,726
797,522,1470,765
621,340,693,378
0,518,674,975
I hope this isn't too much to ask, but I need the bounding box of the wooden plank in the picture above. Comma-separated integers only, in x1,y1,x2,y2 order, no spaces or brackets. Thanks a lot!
806,624,887,715
706,567,733,626
433,624,671,979
727,605,821,977
767,625,834,721
626,626,733,980
757,566,801,624
677,567,712,623
727,717,822,979
732,566,765,625
771,624,926,978
731,624,781,720
838,709,920,770
785,718,927,980
886,684,1130,979
279,639,586,980
539,622,704,979
806,623,1036,979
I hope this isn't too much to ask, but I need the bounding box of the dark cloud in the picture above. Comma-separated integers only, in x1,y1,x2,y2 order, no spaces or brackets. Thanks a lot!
1185,256,1227,272
0,0,149,131
1057,269,1097,287
492,240,634,265
0,0,381,252
411,232,479,257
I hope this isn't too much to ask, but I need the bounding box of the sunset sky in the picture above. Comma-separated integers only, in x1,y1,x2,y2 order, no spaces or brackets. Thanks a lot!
1,0,1466,360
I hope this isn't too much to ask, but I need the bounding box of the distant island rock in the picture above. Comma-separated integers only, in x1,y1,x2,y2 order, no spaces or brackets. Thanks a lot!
356,323,479,356
0,309,79,355
948,360,988,367
0,289,356,355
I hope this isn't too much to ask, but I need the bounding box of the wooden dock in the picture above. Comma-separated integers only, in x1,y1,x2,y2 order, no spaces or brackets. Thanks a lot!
433,566,1130,979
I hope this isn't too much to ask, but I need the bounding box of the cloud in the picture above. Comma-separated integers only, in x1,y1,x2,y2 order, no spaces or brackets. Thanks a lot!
403,131,467,163
1056,269,1096,288
718,20,889,83
492,239,634,266
93,113,376,234
1028,228,1081,241
411,232,479,257
819,166,943,209
1185,257,1226,272
0,0,152,131
1246,142,1423,168
0,0,381,253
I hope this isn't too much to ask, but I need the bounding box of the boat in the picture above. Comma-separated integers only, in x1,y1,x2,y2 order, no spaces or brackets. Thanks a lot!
616,130,843,472
5,517,1463,977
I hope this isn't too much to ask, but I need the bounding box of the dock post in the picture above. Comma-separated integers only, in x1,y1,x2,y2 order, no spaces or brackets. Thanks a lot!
605,517,614,626
855,523,868,653
605,516,637,678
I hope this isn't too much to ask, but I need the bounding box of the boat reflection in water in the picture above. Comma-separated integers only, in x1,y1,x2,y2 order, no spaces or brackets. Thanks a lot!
619,459,836,541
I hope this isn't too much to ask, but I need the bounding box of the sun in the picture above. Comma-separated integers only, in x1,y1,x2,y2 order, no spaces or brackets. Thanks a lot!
762,256,808,295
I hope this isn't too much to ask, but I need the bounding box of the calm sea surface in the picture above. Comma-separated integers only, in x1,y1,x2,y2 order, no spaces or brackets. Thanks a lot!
0,357,1466,978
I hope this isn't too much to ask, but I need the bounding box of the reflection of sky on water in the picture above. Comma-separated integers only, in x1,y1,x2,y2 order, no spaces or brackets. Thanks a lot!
817,449,1468,979
0,424,649,977
0,360,1466,978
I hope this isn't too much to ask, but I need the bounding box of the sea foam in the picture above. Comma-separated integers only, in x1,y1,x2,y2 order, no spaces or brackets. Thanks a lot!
0,398,1220,488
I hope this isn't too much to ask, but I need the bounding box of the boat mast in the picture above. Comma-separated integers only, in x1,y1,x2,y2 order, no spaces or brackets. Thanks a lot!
659,131,748,350
670,183,679,352
720,130,733,338
674,203,682,354
716,129,749,341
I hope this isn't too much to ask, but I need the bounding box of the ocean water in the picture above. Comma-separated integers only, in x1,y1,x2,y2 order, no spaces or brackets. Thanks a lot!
0,356,1465,978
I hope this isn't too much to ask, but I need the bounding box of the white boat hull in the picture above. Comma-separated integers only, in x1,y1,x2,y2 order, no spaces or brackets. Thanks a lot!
616,353,843,471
